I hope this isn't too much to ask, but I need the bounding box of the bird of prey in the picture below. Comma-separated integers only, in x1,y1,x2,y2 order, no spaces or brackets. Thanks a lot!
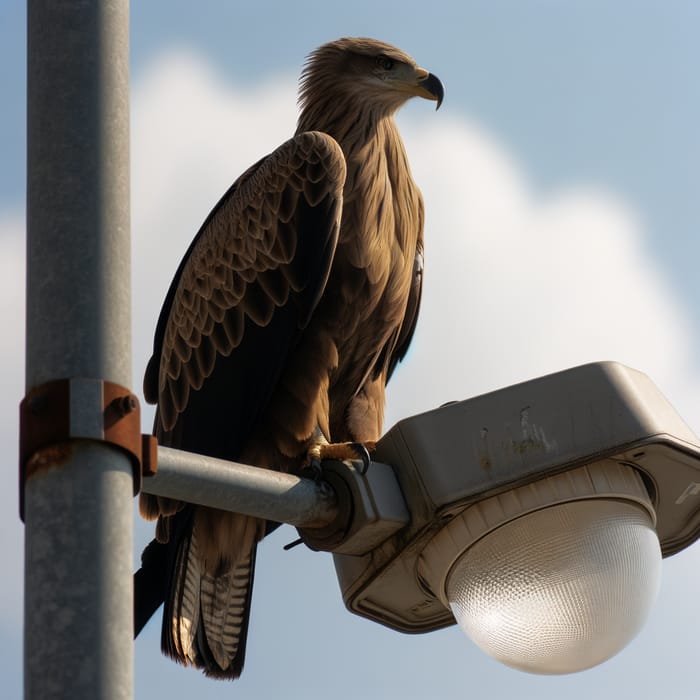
135,37,444,680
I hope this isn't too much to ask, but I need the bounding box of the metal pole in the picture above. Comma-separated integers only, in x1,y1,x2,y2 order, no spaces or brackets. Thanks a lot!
25,2,132,699
143,447,339,528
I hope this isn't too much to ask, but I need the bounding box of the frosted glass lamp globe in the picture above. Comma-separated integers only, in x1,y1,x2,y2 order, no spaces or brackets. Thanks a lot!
447,498,661,674
418,462,661,674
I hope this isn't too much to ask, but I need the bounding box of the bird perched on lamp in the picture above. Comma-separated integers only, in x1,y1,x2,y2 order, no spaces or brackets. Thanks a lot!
134,36,444,680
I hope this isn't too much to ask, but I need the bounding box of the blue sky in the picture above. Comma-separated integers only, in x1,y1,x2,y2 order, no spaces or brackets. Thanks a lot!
3,2,700,698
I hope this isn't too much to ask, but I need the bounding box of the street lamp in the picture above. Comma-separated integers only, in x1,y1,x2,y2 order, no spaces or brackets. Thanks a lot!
141,361,700,675
316,361,700,674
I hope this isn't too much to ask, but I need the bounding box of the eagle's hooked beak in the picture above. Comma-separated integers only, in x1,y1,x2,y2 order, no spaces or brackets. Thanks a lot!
415,69,445,110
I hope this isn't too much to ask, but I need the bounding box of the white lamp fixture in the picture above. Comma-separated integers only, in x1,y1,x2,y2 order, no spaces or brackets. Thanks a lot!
325,362,700,674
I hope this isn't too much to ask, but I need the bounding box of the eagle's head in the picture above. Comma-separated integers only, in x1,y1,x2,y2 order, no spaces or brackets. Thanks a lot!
298,37,444,120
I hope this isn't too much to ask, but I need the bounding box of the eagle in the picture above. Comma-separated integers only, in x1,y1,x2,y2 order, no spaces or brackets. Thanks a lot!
134,37,444,680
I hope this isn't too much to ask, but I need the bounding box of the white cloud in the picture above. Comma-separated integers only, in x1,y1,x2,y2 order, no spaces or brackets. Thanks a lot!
387,116,700,429
129,50,700,436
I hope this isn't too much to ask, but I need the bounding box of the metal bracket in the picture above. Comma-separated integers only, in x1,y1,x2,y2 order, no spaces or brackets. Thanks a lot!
19,378,158,520
297,460,409,554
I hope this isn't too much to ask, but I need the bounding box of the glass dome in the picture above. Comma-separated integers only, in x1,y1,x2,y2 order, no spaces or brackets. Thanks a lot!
446,498,661,674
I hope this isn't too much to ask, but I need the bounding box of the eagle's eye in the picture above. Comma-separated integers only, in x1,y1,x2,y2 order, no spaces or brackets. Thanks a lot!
376,56,395,71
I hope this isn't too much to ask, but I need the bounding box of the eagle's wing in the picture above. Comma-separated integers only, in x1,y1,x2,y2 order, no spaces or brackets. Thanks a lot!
143,130,345,460
135,131,346,677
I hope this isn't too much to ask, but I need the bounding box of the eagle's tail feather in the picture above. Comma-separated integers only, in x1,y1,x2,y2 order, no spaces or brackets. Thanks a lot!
163,525,256,679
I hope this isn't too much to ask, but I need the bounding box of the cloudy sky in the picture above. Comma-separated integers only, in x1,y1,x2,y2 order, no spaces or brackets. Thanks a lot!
3,2,700,698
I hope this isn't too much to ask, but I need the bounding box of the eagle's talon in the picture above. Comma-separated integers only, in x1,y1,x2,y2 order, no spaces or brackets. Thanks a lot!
349,442,371,474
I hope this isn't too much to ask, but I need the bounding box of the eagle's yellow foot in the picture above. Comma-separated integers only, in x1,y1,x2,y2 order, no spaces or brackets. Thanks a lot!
306,440,376,476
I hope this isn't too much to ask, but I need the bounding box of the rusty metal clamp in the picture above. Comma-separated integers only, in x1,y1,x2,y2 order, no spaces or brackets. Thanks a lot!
19,378,157,520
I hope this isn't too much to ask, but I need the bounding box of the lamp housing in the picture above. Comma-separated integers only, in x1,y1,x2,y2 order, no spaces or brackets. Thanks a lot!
331,361,700,641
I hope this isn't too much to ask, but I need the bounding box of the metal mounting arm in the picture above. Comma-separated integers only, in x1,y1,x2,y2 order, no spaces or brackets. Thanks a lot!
141,447,410,555
143,446,340,528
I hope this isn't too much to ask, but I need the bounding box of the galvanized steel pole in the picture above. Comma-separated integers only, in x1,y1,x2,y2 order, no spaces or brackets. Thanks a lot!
25,2,132,699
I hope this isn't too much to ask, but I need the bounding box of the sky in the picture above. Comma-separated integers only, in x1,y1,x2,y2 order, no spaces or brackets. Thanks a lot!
3,1,700,698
